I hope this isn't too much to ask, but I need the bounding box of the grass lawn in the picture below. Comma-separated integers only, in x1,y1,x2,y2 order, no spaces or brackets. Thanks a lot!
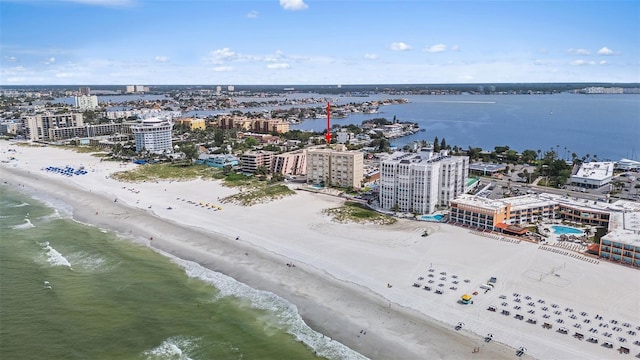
323,201,396,225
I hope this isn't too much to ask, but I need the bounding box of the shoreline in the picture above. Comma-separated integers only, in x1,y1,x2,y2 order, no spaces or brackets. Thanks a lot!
4,141,639,360
0,161,519,359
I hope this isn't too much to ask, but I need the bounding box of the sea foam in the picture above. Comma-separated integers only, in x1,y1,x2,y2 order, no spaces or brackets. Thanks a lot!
42,242,73,269
142,336,196,360
164,253,368,360
11,201,30,208
69,251,113,273
11,218,35,230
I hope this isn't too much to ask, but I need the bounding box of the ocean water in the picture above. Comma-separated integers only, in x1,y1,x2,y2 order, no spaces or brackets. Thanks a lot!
291,93,640,161
0,186,364,360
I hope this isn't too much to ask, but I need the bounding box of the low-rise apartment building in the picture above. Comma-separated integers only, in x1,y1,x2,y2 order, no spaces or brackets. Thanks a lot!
216,116,289,134
241,150,275,174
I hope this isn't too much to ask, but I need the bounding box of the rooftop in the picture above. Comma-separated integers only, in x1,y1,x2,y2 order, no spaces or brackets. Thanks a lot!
572,161,614,181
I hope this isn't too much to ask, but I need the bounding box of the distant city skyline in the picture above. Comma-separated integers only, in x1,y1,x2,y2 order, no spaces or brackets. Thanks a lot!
1,0,639,85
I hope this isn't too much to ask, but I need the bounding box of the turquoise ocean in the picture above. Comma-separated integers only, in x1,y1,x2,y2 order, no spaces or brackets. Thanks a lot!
0,185,364,360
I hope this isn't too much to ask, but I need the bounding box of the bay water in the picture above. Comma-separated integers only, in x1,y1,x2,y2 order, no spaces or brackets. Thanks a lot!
0,186,363,360
291,93,640,162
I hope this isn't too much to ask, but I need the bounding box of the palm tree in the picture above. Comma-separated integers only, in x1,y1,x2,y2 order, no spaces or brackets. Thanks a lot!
584,226,593,242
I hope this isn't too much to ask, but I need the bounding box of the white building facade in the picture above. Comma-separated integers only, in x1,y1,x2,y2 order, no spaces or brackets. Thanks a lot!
74,95,99,110
570,162,614,188
131,118,173,153
379,148,469,214
22,113,84,141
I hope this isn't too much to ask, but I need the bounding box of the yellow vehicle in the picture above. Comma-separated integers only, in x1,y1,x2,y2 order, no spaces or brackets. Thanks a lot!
460,294,473,304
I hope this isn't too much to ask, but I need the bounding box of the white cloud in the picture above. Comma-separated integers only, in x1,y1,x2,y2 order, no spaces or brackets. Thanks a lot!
263,50,284,62
364,53,378,60
570,59,595,66
6,77,26,83
597,46,615,55
154,55,169,63
450,45,460,52
246,10,259,18
4,56,17,62
213,66,233,72
267,63,290,69
43,57,56,65
599,60,607,65
204,48,239,64
567,48,590,55
279,0,308,11
390,42,411,51
424,44,446,53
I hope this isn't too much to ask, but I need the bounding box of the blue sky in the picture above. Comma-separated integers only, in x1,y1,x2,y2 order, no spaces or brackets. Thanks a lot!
1,0,639,85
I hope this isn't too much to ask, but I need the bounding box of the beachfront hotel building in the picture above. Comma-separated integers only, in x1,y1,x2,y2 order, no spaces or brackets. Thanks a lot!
598,200,640,267
306,144,364,189
379,148,469,214
449,193,612,230
22,112,84,141
570,162,614,189
272,150,306,176
131,118,173,153
241,150,275,174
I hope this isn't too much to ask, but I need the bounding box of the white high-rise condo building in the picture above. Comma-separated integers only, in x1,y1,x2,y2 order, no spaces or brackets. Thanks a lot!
131,118,173,153
74,95,99,110
379,148,469,214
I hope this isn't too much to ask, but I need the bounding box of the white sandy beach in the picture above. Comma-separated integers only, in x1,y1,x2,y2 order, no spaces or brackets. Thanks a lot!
2,141,639,360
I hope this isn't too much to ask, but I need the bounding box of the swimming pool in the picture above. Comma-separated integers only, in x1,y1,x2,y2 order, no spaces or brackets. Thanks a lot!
421,214,444,222
551,225,583,235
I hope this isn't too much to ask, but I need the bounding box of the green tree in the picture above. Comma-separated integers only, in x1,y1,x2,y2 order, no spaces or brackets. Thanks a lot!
467,146,482,161
255,165,269,176
244,137,259,147
270,172,285,183
440,138,447,151
521,150,537,164
179,143,198,160
214,129,225,146
433,136,440,152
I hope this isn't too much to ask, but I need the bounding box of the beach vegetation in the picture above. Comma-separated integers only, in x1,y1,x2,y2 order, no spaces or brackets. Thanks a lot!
221,183,294,206
323,201,397,225
111,163,219,182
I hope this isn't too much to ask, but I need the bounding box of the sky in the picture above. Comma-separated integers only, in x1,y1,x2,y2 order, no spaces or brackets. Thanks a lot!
1,0,639,85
